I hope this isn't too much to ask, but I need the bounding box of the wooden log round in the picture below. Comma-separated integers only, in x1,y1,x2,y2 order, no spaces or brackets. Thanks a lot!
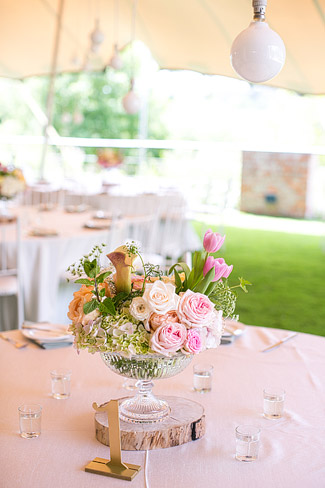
94,396,205,451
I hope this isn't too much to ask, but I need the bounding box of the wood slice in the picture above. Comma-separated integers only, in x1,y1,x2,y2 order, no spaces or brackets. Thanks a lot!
95,396,205,451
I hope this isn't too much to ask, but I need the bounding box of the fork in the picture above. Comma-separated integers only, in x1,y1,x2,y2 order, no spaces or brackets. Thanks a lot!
0,333,28,349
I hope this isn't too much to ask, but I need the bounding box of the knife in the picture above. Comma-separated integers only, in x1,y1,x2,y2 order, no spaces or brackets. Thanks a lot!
261,332,298,353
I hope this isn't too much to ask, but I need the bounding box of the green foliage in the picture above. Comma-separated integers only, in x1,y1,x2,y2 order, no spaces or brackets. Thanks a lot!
22,69,169,160
208,280,237,319
83,300,98,315
99,298,116,316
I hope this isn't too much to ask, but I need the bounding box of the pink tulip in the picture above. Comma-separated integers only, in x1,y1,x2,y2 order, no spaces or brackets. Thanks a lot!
203,229,225,253
203,256,233,282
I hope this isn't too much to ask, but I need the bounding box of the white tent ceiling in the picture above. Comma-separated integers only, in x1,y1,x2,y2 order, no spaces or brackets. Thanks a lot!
0,0,324,94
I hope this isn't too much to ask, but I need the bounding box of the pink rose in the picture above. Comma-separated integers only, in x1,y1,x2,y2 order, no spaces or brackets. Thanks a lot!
148,310,179,331
203,256,233,281
203,229,225,253
183,328,202,354
177,289,215,327
150,322,187,356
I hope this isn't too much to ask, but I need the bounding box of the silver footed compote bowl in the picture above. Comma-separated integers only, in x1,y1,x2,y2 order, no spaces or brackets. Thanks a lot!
101,351,193,423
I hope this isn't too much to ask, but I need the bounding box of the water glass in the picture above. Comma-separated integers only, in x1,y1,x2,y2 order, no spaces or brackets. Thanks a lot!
193,363,213,393
235,425,260,462
18,404,42,438
51,369,72,399
263,387,285,419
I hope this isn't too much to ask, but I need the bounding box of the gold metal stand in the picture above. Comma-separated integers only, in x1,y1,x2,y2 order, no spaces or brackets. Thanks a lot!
85,400,141,481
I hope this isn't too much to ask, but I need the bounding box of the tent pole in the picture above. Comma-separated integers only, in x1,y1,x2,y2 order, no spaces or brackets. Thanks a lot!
39,0,65,181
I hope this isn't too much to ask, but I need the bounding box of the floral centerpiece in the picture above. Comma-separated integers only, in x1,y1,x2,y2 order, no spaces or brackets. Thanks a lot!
97,149,123,170
67,230,250,423
0,163,26,199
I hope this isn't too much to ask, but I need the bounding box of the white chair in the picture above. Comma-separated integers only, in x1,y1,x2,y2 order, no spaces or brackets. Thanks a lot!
156,203,189,261
22,183,64,208
0,217,24,330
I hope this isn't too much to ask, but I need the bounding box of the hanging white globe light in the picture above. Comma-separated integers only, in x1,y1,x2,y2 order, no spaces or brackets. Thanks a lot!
110,44,124,70
123,80,141,114
230,0,286,83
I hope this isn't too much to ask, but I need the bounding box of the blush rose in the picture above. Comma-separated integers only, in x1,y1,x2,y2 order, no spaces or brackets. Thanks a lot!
148,310,179,331
150,321,187,356
177,289,215,327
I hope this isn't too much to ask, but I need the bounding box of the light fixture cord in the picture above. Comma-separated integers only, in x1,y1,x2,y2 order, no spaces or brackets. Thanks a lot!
114,0,120,47
130,0,138,80
144,450,150,488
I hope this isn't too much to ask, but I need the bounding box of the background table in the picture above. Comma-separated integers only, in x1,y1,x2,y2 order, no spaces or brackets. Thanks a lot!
0,204,199,328
1,325,325,488
1,206,111,327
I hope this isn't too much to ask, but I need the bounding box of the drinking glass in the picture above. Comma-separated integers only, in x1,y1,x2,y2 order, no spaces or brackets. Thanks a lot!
193,364,213,393
51,369,72,399
235,425,260,462
263,387,285,419
18,404,42,438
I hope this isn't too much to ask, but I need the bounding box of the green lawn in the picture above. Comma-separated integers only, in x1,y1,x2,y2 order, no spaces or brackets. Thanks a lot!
194,224,325,337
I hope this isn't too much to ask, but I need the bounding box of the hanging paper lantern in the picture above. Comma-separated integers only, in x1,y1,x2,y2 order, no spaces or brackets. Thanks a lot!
110,45,123,70
90,19,105,53
122,89,140,114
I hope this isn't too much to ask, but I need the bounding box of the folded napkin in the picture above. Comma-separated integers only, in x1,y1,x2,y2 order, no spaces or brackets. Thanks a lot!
29,227,59,237
220,335,235,345
22,322,73,349
83,220,111,230
30,339,73,350
220,319,246,345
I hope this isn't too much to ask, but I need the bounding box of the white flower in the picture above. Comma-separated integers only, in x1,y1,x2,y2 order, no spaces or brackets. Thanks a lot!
129,297,151,321
112,328,124,337
128,344,137,355
119,322,136,335
205,310,223,349
143,281,178,315
81,309,100,326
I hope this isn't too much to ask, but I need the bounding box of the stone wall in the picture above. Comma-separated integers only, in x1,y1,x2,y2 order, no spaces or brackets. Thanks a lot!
240,151,316,218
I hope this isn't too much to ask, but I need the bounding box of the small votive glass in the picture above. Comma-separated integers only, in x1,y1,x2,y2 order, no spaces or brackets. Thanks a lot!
263,387,285,419
235,425,260,462
51,369,72,399
122,379,138,391
18,404,42,438
193,363,213,393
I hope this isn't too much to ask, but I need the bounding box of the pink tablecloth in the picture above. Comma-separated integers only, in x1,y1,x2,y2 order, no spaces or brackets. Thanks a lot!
1,325,325,488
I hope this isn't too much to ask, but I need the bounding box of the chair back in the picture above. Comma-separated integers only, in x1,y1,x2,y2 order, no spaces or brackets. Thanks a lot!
0,216,24,328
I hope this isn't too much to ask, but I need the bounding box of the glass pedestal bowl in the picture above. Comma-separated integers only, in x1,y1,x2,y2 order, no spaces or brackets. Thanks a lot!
101,351,193,424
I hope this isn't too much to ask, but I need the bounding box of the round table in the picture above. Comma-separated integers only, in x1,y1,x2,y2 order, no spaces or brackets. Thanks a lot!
1,325,324,488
